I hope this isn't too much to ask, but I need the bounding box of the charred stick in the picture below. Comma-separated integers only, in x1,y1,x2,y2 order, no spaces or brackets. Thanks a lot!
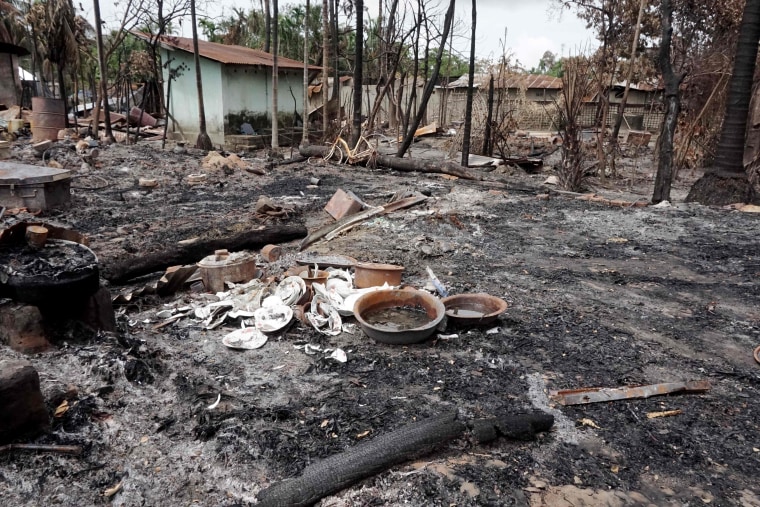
0,443,83,455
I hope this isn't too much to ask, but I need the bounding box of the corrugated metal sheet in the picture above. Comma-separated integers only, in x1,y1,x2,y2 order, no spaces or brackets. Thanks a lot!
446,73,562,90
147,34,317,70
496,74,563,90
445,74,662,92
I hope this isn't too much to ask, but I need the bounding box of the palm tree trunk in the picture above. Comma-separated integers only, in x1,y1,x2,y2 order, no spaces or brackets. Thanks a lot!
264,0,271,53
190,0,213,150
460,0,476,166
686,0,760,205
351,0,364,148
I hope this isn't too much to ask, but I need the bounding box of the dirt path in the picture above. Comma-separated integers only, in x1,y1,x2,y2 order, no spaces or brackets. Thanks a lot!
1,142,759,506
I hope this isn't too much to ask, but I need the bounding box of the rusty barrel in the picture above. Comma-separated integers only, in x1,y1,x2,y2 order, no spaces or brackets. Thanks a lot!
31,97,66,142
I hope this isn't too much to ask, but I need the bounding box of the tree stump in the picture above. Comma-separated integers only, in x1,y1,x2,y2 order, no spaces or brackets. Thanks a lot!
0,360,50,444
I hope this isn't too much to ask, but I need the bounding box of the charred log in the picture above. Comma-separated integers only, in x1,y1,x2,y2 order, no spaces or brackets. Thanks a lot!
298,144,481,180
101,223,307,284
256,411,553,507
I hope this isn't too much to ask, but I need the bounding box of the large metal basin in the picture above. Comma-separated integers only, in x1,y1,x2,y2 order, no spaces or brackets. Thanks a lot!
353,289,445,344
441,293,508,327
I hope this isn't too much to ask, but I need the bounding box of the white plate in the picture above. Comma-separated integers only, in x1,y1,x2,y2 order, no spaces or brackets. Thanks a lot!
274,276,307,305
222,327,268,350
254,305,294,333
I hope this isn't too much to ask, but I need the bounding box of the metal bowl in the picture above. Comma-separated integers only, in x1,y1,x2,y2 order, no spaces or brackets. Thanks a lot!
353,289,445,344
353,262,404,288
441,293,508,327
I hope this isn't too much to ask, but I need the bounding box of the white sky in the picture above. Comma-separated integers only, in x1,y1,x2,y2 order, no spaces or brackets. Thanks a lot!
90,0,595,70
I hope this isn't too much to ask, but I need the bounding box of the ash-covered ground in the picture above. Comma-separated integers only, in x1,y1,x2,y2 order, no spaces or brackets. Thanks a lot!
1,138,759,506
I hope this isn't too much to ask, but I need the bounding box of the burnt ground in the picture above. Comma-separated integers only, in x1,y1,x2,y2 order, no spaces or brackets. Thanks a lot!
1,138,760,506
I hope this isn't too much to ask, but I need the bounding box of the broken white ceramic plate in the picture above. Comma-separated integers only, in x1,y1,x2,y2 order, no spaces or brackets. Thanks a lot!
261,295,287,309
254,305,293,333
274,276,307,306
312,282,344,308
338,293,362,317
227,309,256,319
222,327,268,350
325,268,354,297
305,293,342,336
328,348,347,363
195,300,234,320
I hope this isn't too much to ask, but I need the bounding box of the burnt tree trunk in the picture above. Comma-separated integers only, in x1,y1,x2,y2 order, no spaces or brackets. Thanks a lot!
461,0,476,166
686,0,760,205
652,0,684,204
331,0,340,126
302,0,310,146
299,144,479,179
264,0,271,53
351,0,364,148
322,0,329,136
396,0,456,158
483,74,494,156
101,223,308,284
256,411,553,507
271,0,279,149
93,0,115,143
609,0,646,169
190,0,213,150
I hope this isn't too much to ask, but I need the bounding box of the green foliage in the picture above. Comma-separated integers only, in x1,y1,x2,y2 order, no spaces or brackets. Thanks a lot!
429,49,469,78
199,18,220,42
530,50,564,76
210,3,322,62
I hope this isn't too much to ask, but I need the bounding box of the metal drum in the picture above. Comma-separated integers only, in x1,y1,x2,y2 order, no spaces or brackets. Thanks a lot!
31,97,66,142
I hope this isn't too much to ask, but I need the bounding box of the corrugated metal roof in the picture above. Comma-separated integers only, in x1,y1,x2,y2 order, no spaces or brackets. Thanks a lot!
145,34,318,70
445,73,562,90
496,74,563,90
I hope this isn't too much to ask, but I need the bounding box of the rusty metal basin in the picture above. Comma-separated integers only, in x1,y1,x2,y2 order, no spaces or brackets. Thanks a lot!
441,293,508,327
353,262,404,288
353,289,445,344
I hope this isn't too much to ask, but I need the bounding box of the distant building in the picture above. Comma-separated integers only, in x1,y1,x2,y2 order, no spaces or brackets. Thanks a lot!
137,34,319,146
437,73,663,132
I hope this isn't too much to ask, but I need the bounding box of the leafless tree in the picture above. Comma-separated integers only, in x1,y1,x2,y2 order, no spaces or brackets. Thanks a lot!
322,0,329,136
651,0,684,203
351,0,364,147
460,0,476,166
302,0,310,146
396,0,455,158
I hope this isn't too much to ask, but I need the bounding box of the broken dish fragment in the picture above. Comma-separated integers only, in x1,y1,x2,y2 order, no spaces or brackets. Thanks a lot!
222,327,268,350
